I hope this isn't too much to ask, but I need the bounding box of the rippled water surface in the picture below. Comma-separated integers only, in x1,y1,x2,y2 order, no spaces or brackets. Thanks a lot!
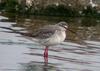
0,15,100,71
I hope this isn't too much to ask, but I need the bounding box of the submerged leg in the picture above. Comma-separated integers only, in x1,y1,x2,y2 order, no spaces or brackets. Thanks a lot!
44,46,48,63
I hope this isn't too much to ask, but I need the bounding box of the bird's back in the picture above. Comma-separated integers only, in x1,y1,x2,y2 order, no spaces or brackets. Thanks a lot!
32,25,63,39
32,24,66,46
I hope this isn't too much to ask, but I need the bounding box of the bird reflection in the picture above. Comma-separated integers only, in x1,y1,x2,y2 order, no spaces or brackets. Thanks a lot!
43,62,48,71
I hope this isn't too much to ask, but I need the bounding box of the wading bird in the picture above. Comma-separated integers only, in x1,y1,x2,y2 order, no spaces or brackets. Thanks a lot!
0,21,75,63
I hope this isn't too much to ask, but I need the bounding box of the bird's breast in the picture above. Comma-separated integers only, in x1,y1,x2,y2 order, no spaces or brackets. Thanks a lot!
47,30,66,45
38,30,66,46
57,30,66,42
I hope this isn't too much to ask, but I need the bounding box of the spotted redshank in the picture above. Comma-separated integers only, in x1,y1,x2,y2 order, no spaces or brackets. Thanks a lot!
32,22,68,62
0,21,69,63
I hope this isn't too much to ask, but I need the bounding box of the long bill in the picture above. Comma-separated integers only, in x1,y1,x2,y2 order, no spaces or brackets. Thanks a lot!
67,28,83,40
67,28,90,47
67,29,77,35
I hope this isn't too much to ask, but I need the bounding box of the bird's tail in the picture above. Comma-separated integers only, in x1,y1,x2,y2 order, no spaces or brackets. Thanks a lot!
0,26,40,45
0,26,33,37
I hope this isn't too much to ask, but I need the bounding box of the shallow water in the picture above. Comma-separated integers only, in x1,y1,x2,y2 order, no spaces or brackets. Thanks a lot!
0,15,100,71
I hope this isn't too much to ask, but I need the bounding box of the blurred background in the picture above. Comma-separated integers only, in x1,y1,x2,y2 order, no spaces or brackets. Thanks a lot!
0,0,100,71
0,0,100,17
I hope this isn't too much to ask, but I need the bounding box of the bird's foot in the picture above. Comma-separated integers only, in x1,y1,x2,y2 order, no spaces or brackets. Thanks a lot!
44,47,48,63
44,47,48,57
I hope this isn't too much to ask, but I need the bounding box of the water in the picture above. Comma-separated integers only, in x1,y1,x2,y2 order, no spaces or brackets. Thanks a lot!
0,15,100,71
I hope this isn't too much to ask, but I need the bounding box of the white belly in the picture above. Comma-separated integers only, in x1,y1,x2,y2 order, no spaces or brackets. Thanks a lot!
39,30,66,46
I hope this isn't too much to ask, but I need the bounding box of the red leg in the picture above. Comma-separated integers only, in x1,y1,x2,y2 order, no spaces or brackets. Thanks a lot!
44,46,48,63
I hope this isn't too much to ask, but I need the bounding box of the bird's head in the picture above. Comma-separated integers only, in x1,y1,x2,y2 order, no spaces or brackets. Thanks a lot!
57,21,68,29
57,21,76,34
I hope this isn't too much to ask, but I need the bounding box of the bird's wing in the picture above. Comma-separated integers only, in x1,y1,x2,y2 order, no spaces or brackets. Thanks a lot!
32,25,58,39
0,25,58,39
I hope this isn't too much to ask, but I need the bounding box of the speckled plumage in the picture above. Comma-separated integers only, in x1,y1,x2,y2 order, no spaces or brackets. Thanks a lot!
32,22,68,46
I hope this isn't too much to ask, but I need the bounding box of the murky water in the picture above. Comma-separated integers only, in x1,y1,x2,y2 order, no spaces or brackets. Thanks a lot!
0,15,100,71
